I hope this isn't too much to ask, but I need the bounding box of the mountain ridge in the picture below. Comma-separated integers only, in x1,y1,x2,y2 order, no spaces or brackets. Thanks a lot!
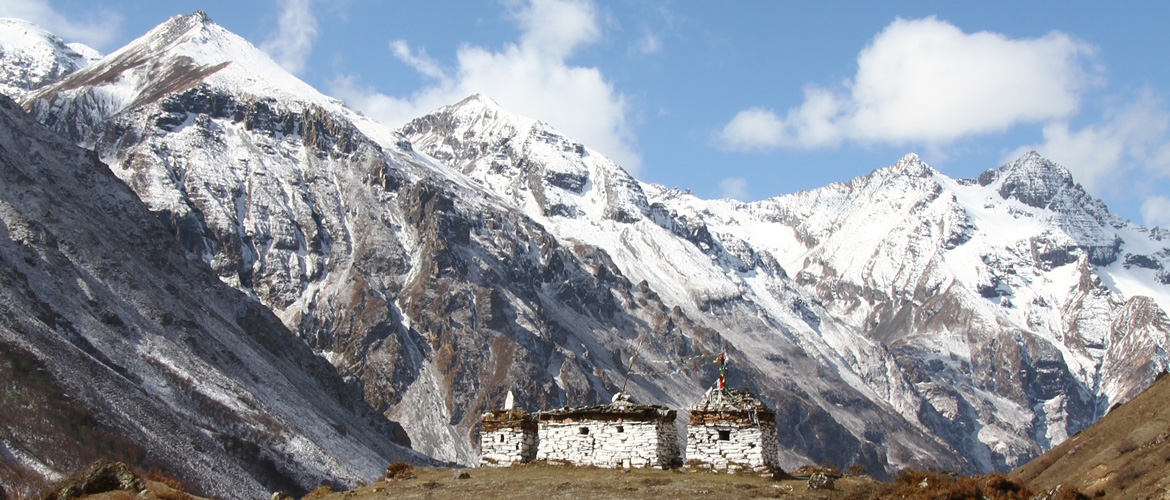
0,92,427,499
0,17,100,100
2,10,1169,493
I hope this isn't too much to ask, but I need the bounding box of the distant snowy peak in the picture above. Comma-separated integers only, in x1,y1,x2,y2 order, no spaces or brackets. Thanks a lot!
887,152,935,178
402,93,539,169
980,151,1110,217
25,10,343,115
970,152,1128,267
0,17,101,99
403,93,651,223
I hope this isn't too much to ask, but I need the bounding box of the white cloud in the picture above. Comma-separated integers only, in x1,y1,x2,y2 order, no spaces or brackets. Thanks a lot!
719,17,1095,151
718,108,785,150
1007,90,1170,193
719,177,748,200
1141,196,1170,228
329,0,640,172
0,0,121,50
513,0,600,59
389,40,445,80
261,0,318,75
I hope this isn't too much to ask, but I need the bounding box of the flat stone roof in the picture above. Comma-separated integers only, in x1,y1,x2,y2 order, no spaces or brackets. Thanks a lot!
537,393,676,423
689,388,776,424
481,409,537,432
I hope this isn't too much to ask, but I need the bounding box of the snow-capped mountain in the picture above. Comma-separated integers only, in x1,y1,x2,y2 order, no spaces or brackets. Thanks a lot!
21,11,682,467
0,93,423,499
6,9,1169,492
400,95,1170,471
0,18,100,100
648,151,1170,455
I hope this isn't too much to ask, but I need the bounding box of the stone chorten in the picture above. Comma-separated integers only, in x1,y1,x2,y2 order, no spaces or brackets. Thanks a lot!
685,387,779,473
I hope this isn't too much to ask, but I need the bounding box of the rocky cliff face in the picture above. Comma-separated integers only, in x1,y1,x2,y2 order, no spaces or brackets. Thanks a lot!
650,151,1170,467
0,94,422,499
6,10,1169,489
401,96,1170,472
18,12,714,467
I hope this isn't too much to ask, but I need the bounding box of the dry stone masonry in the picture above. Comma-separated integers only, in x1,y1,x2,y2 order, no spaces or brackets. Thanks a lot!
479,409,537,467
480,389,781,474
478,393,681,468
536,393,680,469
685,388,779,473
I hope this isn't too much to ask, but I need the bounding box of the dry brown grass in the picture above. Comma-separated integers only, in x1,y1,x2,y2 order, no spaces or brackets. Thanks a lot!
311,463,885,500
300,484,334,500
865,470,1039,500
1009,374,1170,499
145,469,186,492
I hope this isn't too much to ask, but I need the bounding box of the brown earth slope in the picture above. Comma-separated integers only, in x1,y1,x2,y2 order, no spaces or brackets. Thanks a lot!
1011,372,1170,498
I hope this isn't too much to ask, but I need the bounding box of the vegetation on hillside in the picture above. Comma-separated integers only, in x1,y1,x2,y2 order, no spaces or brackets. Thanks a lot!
0,342,147,499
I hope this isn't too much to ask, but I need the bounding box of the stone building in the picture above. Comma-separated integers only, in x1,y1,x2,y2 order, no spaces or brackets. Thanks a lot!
479,409,537,466
536,393,681,469
685,387,779,473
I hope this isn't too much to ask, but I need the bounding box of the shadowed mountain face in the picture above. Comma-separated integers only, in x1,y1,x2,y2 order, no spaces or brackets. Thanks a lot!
4,10,1170,492
0,93,425,499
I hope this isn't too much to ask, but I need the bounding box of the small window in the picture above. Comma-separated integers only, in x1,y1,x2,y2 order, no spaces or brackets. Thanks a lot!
718,430,731,441
579,427,590,435
616,425,625,433
499,434,505,443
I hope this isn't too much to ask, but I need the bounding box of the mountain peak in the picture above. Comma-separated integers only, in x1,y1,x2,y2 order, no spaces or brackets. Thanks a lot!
26,8,338,114
0,17,101,99
992,152,1077,209
137,10,217,51
407,93,538,144
186,10,212,23
445,93,534,127
885,151,936,178
166,10,213,31
453,92,503,110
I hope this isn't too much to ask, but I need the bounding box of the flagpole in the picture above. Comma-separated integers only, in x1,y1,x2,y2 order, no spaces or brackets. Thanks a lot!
621,335,650,394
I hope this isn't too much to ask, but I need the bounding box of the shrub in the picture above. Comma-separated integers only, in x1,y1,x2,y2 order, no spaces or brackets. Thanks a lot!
1113,438,1137,455
384,462,414,480
0,461,51,500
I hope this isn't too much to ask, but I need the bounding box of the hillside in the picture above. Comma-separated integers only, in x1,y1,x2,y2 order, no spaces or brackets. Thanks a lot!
1011,371,1170,498
0,89,422,499
1,10,1169,495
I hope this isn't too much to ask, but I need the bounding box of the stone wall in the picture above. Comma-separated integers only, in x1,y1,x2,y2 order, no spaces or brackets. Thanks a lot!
536,419,680,468
685,420,778,472
480,427,536,466
479,410,537,467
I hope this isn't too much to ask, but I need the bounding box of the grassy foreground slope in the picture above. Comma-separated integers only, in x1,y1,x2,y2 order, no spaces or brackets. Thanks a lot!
303,463,1047,500
1011,373,1170,498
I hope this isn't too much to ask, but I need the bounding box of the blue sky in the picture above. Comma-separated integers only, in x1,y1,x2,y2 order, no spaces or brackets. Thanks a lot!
6,0,1170,227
